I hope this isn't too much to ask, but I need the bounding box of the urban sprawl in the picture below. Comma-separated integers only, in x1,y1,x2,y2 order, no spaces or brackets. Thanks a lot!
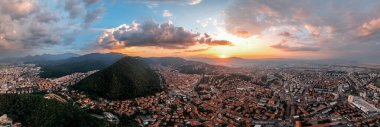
0,64,379,127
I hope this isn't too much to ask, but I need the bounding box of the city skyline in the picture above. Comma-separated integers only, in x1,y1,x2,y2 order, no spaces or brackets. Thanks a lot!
1,0,380,63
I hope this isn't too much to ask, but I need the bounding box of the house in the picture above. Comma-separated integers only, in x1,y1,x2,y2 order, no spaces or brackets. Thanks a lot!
0,114,12,127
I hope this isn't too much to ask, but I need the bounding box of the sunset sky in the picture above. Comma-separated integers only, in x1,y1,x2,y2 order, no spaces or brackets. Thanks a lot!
0,0,380,61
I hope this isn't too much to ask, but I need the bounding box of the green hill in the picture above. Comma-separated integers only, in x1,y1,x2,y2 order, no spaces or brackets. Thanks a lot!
0,94,106,127
73,57,162,100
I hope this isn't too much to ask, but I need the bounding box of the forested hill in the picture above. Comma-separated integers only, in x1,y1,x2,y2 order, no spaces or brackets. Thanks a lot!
73,57,162,100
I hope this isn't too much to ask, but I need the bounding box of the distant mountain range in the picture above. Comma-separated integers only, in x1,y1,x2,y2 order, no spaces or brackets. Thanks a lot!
4,52,223,78
39,53,126,78
73,57,162,100
0,53,79,64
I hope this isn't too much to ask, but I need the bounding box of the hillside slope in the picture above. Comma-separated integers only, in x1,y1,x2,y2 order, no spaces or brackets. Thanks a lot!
73,57,162,100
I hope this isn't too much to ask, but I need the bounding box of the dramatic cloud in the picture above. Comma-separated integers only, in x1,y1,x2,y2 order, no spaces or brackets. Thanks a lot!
97,21,232,49
225,0,380,60
0,0,37,19
0,0,104,58
225,0,380,38
0,0,60,53
225,0,380,39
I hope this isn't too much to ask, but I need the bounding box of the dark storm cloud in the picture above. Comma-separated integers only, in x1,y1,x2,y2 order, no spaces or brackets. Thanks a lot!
97,21,232,49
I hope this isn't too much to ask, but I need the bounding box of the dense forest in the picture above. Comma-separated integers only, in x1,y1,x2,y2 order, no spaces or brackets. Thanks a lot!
0,94,107,127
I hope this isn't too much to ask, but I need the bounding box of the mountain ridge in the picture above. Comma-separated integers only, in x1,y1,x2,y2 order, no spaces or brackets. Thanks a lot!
38,52,126,78
0,53,79,64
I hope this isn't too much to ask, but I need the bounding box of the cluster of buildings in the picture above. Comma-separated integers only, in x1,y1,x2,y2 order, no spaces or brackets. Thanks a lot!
0,64,40,94
1,63,380,126
69,65,380,126
0,64,97,94
348,95,379,114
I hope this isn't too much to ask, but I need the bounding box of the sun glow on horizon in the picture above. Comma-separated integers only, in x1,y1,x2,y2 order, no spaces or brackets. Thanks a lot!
218,54,229,59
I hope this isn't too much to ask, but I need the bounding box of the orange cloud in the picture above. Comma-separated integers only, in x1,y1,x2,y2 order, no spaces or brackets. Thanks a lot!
360,18,380,37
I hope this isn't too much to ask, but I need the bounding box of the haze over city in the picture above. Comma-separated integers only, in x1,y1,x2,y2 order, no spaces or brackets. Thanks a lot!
0,0,380,127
